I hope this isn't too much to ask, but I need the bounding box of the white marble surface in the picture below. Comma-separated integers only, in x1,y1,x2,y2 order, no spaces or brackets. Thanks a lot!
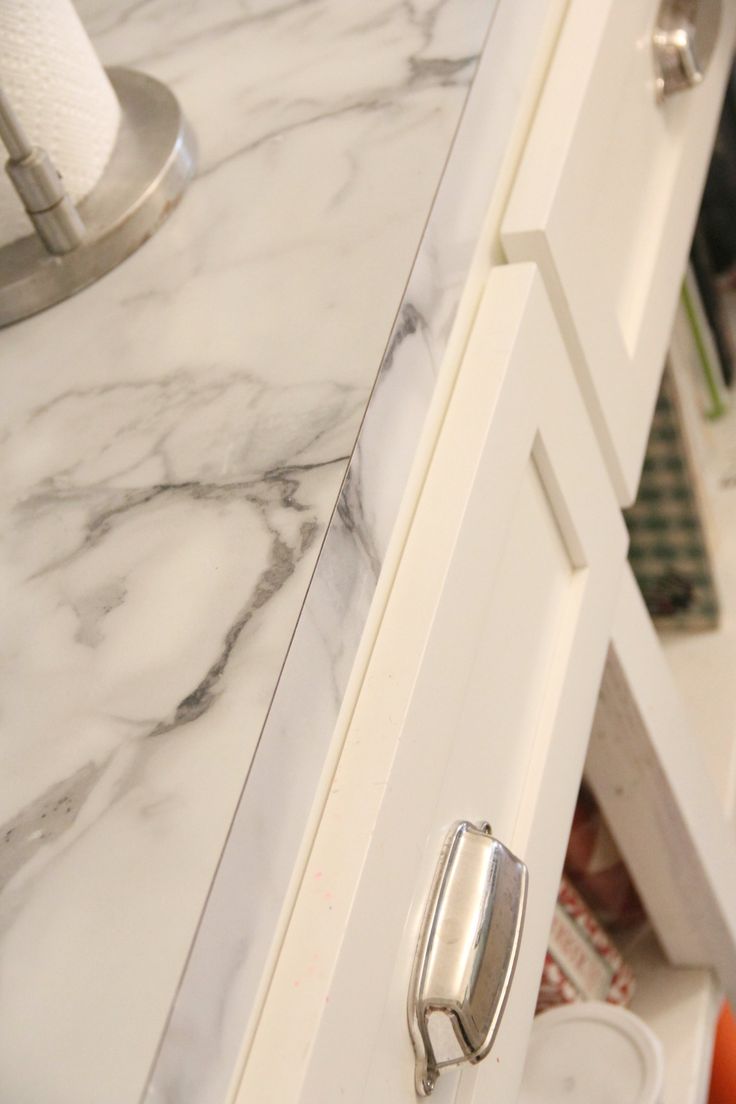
144,3,569,1101
0,1,506,1102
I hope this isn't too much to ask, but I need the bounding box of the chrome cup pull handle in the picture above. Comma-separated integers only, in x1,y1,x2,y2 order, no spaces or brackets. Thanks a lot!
407,821,528,1096
653,0,722,101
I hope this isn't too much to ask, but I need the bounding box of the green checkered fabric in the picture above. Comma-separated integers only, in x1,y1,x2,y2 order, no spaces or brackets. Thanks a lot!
625,368,720,631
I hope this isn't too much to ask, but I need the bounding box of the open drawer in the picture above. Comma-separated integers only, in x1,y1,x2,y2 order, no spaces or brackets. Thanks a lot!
233,264,627,1103
502,0,736,506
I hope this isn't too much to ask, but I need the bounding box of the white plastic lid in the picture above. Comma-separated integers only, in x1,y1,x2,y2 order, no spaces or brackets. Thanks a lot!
518,1002,664,1104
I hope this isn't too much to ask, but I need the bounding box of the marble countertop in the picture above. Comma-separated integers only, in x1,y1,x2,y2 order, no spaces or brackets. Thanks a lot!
0,1,554,1101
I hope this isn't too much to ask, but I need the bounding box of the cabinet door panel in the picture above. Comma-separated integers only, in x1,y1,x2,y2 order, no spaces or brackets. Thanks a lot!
502,0,736,504
235,265,627,1104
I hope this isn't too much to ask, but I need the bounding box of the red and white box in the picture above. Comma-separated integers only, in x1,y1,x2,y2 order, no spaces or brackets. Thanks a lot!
536,876,636,1014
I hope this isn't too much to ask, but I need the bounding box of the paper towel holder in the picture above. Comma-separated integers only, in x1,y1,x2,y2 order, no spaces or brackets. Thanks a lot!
0,66,195,327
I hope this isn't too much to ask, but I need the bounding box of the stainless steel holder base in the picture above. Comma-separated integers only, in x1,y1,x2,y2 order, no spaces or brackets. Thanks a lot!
0,67,196,328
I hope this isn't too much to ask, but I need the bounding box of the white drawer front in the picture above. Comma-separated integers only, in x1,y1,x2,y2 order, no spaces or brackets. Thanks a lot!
502,0,736,504
235,266,627,1104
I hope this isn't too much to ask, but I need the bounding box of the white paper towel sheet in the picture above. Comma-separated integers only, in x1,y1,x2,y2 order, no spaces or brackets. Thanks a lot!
0,0,120,246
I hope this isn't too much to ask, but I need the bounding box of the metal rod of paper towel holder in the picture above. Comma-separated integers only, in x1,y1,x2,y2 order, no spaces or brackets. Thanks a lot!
0,81,87,255
0,83,34,159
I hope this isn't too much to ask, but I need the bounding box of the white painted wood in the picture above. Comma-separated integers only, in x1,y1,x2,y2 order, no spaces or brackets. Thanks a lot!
235,264,627,1104
585,565,736,1006
501,0,736,505
662,306,736,819
628,931,721,1104
620,311,736,1104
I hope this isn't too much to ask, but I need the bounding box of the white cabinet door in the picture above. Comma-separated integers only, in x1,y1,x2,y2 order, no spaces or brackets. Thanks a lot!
502,0,736,505
586,565,736,1002
234,265,627,1104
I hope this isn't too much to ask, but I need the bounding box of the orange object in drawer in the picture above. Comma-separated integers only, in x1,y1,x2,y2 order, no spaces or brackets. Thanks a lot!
708,1002,736,1104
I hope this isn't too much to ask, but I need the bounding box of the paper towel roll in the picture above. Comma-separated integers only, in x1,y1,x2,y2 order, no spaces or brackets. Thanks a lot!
0,0,120,247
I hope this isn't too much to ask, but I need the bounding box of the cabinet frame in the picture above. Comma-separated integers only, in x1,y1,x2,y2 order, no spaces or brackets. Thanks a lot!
235,265,628,1104
501,0,736,504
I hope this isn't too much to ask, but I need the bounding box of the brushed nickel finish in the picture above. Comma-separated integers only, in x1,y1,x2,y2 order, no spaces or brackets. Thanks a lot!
653,0,722,101
408,821,527,1095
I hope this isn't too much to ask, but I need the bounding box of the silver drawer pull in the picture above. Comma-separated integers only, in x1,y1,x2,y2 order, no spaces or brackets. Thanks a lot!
653,0,722,101
407,821,527,1096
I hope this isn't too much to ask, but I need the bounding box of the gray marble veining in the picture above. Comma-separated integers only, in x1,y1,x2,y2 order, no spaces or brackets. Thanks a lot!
0,0,554,1101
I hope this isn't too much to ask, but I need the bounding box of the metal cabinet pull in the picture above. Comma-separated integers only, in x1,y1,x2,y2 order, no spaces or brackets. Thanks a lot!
407,822,527,1095
653,0,722,101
